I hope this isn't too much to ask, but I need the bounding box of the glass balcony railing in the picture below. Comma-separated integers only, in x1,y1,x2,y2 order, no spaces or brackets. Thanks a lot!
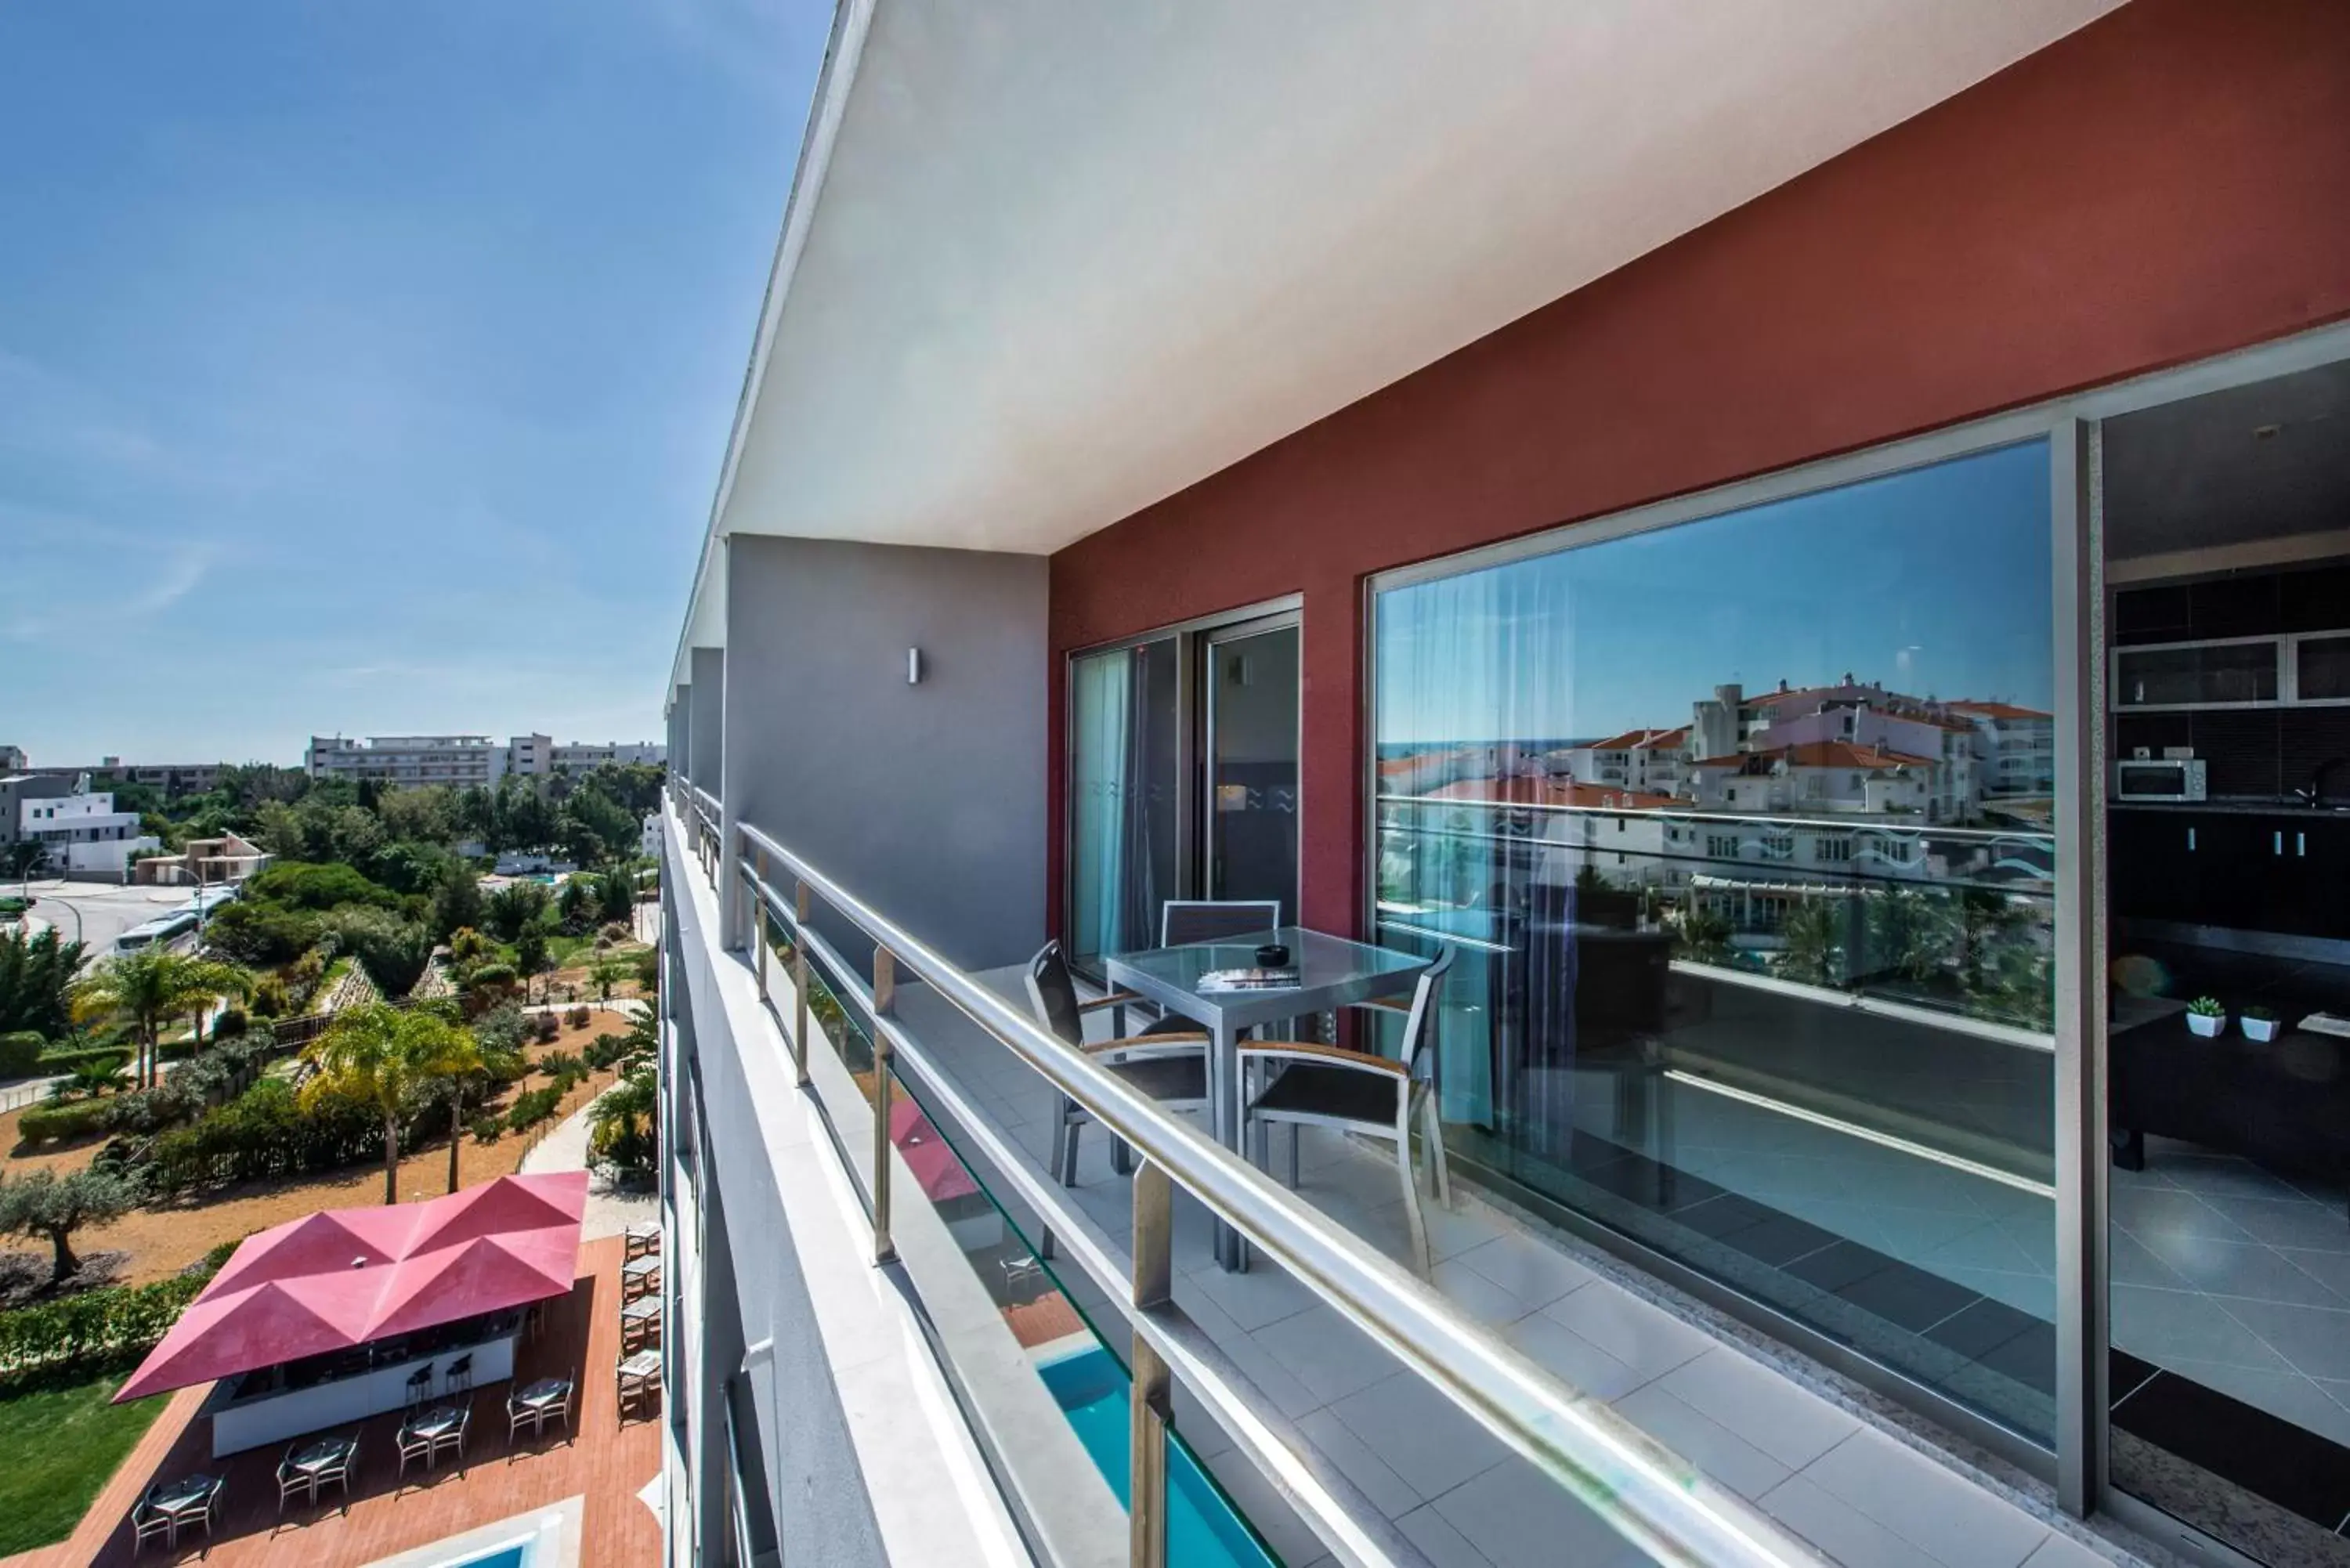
697,807,1820,1568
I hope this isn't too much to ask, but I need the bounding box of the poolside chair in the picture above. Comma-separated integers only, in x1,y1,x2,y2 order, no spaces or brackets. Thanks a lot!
312,1438,356,1508
396,1416,435,1479
1023,941,1209,1187
275,1448,317,1515
132,1498,175,1553
187,1477,223,1543
429,1404,471,1471
1241,948,1454,1274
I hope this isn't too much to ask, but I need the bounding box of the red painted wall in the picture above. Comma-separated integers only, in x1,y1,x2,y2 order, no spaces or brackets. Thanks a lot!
1047,0,2350,940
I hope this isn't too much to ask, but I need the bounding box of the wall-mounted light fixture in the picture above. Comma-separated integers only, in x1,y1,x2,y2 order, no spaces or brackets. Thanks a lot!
908,648,922,686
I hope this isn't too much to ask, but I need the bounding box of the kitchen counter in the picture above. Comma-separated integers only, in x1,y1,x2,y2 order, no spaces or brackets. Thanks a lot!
2111,800,2350,816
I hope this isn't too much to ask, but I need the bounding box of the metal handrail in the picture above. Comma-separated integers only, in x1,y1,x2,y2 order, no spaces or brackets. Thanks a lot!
728,816,1817,1568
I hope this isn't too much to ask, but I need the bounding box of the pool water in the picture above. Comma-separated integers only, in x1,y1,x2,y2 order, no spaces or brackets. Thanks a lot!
446,1545,528,1568
1039,1347,1280,1567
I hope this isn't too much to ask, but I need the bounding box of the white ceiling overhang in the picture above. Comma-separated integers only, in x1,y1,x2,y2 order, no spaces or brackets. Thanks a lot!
677,0,2123,680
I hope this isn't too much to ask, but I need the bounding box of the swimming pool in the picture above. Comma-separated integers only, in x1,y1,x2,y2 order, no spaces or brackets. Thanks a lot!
446,1541,526,1568
442,1540,530,1568
1039,1346,1280,1568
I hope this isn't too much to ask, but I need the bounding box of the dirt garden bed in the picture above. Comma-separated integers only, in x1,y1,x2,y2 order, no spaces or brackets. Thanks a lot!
0,1008,638,1291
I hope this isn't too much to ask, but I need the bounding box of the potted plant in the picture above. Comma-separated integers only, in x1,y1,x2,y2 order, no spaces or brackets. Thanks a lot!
2186,995,2227,1039
2242,1004,2280,1043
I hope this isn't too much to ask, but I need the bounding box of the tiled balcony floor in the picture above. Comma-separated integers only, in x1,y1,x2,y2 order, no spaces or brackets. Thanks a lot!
6,1235,660,1568
885,971,2120,1568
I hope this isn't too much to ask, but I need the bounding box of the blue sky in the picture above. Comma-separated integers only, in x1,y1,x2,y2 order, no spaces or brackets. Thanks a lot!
0,2,827,766
1376,440,2055,745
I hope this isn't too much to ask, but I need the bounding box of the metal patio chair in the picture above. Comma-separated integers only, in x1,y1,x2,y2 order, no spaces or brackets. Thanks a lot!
1159,898,1282,948
1024,941,1209,1188
1241,948,1454,1273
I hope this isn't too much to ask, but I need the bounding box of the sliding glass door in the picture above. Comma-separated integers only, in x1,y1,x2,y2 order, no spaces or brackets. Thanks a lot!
1205,616,1300,923
1067,606,1302,971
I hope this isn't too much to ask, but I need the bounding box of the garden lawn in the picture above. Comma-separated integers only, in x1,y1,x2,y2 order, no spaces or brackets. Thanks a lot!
0,1367,168,1555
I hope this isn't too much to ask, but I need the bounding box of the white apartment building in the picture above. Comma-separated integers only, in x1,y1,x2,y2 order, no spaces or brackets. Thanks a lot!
305,733,665,787
18,790,160,878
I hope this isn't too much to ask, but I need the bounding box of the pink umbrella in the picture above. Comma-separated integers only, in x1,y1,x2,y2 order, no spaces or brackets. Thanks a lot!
116,1172,588,1404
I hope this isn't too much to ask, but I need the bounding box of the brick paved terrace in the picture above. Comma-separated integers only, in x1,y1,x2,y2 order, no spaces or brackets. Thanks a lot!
2,1234,660,1568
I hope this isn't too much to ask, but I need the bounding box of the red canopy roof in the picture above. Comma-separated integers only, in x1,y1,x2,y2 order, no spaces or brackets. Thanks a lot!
116,1172,587,1404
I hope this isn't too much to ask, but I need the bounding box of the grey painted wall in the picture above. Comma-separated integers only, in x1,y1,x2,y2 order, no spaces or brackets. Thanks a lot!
689,649,725,790
723,535,1049,972
667,828,888,1567
666,689,689,788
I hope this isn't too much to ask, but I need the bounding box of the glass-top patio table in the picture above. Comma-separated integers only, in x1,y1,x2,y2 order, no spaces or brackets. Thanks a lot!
1104,925,1430,1270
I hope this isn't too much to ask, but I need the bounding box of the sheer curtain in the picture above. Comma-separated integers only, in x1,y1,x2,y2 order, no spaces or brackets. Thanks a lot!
1070,649,1132,968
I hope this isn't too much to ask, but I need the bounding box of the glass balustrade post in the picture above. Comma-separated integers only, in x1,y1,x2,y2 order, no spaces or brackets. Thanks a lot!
790,880,812,1088
750,851,769,1002
1130,1160,1172,1568
870,944,896,1266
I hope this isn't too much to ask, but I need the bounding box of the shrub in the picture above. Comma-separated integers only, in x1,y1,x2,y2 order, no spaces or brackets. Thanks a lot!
564,1004,591,1030
14,1099,114,1145
504,1085,562,1133
465,961,516,995
0,1031,45,1078
200,901,322,966
536,1050,584,1086
143,1078,384,1196
326,909,433,998
247,861,399,912
33,1045,127,1076
468,1114,504,1145
212,1009,248,1040
584,1033,626,1071
0,1273,208,1377
531,1012,560,1045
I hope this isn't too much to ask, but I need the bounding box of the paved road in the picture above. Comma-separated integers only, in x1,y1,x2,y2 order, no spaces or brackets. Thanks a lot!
11,879,211,963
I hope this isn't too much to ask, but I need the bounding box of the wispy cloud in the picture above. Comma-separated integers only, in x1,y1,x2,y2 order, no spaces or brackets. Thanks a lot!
128,543,217,614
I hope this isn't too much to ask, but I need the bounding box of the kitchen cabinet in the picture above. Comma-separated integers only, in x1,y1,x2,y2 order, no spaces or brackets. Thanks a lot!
2109,807,2350,939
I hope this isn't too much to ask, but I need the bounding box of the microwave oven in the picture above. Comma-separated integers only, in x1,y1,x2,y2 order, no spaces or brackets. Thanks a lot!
2115,758,2207,802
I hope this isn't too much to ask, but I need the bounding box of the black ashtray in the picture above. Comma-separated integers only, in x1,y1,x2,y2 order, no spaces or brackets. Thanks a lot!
1255,943,1290,967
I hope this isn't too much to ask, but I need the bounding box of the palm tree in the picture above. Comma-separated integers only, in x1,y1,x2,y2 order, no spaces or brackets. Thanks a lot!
416,1020,486,1194
301,1001,475,1203
586,1065,658,1176
70,950,253,1089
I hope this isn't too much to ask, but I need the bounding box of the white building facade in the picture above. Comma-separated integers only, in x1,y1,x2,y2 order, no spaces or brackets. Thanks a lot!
306,733,666,787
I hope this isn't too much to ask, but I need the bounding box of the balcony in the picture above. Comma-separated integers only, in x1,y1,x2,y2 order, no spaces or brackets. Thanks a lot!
657,793,2117,1568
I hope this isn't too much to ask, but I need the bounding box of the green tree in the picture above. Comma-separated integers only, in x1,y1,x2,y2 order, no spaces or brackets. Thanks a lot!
1776,900,1845,988
0,927,88,1038
432,864,484,942
483,880,551,941
514,928,551,1003
596,869,637,923
70,950,251,1089
587,1065,658,1174
301,1001,475,1203
414,1017,486,1194
0,1167,140,1284
1672,906,1734,965
327,909,434,997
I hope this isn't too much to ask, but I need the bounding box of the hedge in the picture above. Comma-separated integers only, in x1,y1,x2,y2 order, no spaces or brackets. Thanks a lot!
0,1274,206,1378
0,1032,45,1078
143,1078,386,1195
31,1046,125,1076
15,1100,114,1145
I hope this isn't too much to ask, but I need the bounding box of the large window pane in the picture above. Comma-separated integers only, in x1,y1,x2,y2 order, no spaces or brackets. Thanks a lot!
1069,640,1180,970
1372,440,2059,1442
